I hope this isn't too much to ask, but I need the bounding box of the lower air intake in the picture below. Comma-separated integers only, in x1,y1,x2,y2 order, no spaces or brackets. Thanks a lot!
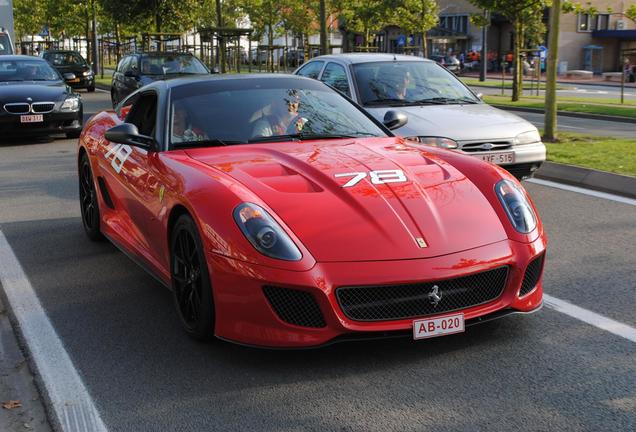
336,267,509,322
519,254,545,296
263,286,326,328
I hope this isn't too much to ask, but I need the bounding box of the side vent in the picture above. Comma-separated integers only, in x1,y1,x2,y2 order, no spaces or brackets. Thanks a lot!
97,177,115,209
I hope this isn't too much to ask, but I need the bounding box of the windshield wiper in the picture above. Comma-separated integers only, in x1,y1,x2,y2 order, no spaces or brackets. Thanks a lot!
174,138,243,148
248,132,377,143
364,98,414,106
414,97,479,105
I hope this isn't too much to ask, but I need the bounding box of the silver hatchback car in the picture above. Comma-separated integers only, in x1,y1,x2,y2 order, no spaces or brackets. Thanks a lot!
294,53,546,179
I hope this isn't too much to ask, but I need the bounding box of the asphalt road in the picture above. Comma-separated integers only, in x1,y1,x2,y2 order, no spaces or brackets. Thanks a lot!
514,111,636,139
0,91,634,432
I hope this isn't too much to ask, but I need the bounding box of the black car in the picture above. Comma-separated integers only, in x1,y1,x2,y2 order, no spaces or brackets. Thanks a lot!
111,52,209,107
0,56,83,139
41,50,95,92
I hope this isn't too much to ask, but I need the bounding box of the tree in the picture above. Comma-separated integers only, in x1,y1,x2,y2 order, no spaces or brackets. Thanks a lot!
393,0,438,57
468,0,549,101
543,0,560,142
339,0,391,47
13,0,45,45
241,0,286,72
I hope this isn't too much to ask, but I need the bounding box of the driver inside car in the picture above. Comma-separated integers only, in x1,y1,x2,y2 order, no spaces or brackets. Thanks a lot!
251,90,308,138
171,102,209,143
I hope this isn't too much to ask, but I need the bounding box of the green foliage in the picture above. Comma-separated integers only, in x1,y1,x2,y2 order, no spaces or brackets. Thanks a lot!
626,4,636,22
392,0,438,36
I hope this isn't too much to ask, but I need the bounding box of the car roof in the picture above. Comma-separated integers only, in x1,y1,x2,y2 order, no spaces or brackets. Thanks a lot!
145,73,322,91
42,50,82,54
131,52,196,57
0,55,46,62
307,53,433,65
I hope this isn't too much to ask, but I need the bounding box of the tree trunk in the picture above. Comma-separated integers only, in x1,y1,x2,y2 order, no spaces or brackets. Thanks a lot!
216,0,226,73
511,19,523,101
319,0,328,55
268,22,274,73
544,0,561,142
421,32,427,57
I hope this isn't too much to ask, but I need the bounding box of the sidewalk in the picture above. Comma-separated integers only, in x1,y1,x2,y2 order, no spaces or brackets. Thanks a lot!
461,71,636,88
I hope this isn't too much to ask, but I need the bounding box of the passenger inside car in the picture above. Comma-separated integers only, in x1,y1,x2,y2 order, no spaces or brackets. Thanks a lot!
250,90,308,137
171,102,209,143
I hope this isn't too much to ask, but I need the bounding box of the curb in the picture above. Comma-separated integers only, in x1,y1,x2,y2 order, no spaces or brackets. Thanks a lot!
535,161,636,199
490,104,635,124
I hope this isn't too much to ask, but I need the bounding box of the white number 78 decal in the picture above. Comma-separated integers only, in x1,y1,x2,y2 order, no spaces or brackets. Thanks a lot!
334,169,407,187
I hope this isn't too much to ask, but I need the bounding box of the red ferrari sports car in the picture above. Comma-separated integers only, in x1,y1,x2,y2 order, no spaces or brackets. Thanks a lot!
77,75,546,348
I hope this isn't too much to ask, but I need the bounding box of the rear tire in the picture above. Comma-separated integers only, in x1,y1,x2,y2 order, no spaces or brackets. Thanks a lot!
87,85,95,92
78,153,103,241
170,215,215,341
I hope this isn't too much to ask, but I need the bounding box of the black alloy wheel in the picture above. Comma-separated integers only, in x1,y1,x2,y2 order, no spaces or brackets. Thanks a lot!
79,153,103,241
170,215,215,340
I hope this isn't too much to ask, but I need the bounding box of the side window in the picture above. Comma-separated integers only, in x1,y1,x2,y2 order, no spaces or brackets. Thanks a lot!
128,56,139,75
117,57,130,73
296,61,324,79
126,93,157,137
321,62,351,97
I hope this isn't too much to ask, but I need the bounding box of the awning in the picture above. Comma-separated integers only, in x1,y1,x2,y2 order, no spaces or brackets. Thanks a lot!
592,30,636,40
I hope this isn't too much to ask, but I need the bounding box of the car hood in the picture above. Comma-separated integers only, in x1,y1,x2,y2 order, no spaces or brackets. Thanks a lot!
185,138,508,262
0,82,68,102
54,64,91,75
365,104,535,141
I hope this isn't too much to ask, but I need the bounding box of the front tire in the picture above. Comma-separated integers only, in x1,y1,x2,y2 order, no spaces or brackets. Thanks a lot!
66,130,82,139
170,215,215,341
79,153,103,241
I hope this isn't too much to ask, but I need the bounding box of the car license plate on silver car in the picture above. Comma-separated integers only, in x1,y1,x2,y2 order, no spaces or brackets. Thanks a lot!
20,115,44,123
476,152,515,165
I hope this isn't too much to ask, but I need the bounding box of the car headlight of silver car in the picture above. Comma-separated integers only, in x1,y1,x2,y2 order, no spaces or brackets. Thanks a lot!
83,70,93,77
514,130,541,145
60,97,80,111
233,203,302,261
412,137,458,149
495,180,537,233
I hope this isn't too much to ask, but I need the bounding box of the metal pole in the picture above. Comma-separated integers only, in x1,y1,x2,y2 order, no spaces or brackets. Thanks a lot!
91,0,99,75
621,56,626,104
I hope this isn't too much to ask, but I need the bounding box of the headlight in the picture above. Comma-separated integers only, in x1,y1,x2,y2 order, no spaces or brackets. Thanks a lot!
61,97,80,111
233,203,302,261
514,130,541,145
495,180,537,233
83,70,93,77
415,137,458,149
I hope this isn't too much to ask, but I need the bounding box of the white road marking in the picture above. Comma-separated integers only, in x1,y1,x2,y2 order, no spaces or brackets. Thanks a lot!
0,230,108,432
527,178,636,206
544,294,636,343
94,88,109,94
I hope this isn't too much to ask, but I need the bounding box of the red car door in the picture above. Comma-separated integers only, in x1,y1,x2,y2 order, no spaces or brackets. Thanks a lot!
101,91,166,270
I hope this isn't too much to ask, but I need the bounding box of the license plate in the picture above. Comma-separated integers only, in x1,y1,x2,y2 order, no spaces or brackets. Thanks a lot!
476,152,515,165
20,115,43,123
68,78,80,83
413,313,465,340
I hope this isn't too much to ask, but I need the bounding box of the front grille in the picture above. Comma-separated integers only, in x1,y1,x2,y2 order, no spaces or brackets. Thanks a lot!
4,103,30,114
461,141,513,153
336,267,509,322
503,162,541,180
263,286,326,328
519,254,545,296
31,102,55,113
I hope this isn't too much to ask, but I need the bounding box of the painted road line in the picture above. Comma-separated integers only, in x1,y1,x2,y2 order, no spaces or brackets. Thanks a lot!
94,88,109,94
544,294,636,344
527,178,636,206
0,230,108,432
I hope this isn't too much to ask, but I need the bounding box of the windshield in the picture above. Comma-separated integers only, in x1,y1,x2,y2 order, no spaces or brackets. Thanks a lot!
169,80,387,147
140,54,208,75
0,59,61,82
352,61,479,106
44,51,86,67
0,34,11,55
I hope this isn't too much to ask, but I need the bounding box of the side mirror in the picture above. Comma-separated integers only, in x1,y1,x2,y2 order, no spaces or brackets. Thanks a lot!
383,110,408,130
124,70,138,79
105,123,156,151
63,72,76,80
476,92,484,100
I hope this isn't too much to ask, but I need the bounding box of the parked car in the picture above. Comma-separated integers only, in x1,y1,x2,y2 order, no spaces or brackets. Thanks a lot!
294,54,546,179
78,74,546,347
0,29,13,55
0,55,83,139
41,50,95,92
110,52,209,107
429,54,461,73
